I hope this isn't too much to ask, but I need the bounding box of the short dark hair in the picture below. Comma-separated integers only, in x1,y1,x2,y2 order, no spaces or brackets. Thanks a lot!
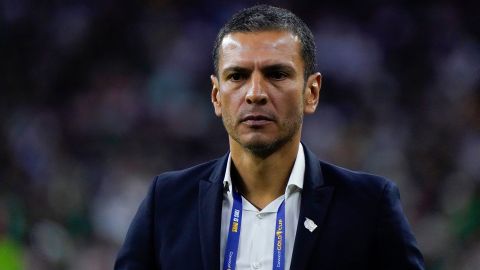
213,4,316,79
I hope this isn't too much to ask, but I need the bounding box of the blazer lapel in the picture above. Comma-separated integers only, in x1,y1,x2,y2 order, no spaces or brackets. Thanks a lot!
198,155,228,270
290,145,335,270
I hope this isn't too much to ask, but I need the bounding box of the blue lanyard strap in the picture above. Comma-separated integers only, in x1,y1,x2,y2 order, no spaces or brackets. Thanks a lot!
223,189,243,270
223,188,286,270
272,200,285,270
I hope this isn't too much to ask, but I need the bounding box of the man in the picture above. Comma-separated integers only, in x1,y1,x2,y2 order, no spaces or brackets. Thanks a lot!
115,5,424,270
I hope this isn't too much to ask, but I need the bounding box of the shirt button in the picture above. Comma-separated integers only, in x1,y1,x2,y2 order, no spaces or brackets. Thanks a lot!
252,262,262,269
256,213,263,219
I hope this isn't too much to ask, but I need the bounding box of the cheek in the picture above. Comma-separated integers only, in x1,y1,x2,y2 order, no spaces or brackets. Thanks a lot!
273,91,303,112
221,91,244,110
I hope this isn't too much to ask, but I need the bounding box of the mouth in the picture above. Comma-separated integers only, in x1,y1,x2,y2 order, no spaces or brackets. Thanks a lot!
240,114,274,127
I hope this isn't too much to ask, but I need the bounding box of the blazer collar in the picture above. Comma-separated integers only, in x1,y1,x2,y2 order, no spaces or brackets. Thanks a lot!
198,154,228,270
290,144,335,270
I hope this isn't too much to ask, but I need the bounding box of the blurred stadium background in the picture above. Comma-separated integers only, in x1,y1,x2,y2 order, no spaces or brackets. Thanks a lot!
1,0,479,269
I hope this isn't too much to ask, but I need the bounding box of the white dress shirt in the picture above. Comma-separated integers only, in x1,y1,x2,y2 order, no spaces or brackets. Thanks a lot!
220,144,305,270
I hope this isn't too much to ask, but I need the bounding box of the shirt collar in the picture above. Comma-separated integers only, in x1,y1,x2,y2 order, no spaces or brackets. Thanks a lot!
223,143,305,197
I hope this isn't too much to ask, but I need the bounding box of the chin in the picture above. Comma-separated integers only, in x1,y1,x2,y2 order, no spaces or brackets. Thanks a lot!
245,144,277,158
240,137,291,158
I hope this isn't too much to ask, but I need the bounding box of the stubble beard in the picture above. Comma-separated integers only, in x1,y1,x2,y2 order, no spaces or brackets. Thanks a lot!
222,112,303,159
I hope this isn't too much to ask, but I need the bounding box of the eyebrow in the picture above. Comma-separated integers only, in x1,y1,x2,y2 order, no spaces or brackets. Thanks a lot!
262,64,296,75
222,66,250,76
221,63,297,76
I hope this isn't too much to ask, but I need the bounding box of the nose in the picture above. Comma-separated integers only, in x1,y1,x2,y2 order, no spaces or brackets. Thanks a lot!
245,72,268,105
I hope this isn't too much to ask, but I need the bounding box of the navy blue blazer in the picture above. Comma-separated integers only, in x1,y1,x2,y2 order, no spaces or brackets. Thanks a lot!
114,145,425,269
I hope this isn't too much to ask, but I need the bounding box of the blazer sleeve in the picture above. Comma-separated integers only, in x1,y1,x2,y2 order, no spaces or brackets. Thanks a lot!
114,177,159,270
374,181,425,270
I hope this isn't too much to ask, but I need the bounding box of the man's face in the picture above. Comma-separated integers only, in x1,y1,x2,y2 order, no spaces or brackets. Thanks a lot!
211,31,320,156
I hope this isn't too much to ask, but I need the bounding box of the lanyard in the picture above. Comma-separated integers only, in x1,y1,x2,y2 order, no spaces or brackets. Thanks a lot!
223,188,286,270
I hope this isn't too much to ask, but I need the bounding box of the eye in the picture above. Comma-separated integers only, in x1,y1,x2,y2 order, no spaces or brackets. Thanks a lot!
268,71,288,80
228,72,247,82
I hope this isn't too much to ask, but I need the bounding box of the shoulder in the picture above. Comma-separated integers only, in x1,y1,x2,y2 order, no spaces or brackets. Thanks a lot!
303,144,393,197
156,158,219,181
150,154,227,193
318,160,396,203
320,161,390,188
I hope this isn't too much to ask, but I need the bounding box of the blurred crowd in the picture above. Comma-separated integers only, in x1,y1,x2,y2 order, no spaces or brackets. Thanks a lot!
1,0,479,269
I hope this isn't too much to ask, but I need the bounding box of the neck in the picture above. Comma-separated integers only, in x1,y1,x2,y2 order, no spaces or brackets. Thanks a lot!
229,136,300,209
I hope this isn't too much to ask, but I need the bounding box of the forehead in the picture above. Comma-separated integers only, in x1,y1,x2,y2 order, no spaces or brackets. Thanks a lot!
218,31,302,70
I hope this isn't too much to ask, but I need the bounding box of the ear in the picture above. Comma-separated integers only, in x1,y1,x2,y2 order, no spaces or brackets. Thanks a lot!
211,75,222,117
303,72,322,114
